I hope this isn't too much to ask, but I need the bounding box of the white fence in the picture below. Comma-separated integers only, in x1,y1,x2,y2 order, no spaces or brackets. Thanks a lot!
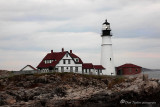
11,70,81,75
9,69,102,76
11,70,39,75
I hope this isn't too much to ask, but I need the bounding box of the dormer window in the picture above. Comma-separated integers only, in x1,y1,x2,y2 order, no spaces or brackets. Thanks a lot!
66,53,68,57
74,58,79,62
44,60,54,64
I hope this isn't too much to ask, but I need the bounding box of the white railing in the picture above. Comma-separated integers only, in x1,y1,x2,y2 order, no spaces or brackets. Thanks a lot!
10,70,97,75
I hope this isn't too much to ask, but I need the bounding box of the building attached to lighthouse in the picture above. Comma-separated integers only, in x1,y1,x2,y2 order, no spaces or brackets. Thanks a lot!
100,19,116,75
37,48,105,75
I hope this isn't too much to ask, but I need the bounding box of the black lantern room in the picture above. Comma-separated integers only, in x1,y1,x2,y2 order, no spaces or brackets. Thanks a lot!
101,19,112,36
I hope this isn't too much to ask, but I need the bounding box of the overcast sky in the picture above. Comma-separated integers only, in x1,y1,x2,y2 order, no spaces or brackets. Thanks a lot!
0,0,160,70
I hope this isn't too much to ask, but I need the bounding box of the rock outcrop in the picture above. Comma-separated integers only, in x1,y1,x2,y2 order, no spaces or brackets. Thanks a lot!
0,72,159,106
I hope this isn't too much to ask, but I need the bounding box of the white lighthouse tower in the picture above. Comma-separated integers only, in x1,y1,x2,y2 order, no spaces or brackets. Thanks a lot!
100,19,116,75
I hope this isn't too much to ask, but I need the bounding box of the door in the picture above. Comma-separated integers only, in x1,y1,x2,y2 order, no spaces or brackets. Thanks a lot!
117,69,123,75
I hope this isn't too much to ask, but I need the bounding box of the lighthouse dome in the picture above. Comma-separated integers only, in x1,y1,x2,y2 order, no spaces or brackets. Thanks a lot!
102,19,111,36
103,19,110,25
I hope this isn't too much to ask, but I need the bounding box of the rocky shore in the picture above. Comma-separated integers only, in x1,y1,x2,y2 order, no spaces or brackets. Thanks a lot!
0,71,160,107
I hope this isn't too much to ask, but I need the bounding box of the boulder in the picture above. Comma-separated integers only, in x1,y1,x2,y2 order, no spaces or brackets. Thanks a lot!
143,74,149,81
35,76,48,83
6,97,16,105
125,85,139,92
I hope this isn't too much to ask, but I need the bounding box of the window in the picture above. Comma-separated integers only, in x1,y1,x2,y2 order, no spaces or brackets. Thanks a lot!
66,67,68,69
97,70,100,75
85,69,87,73
75,67,78,72
136,69,138,72
110,58,111,61
66,53,68,57
44,60,53,64
55,67,58,71
75,58,79,62
61,67,64,72
63,60,66,64
70,67,73,72
68,60,71,64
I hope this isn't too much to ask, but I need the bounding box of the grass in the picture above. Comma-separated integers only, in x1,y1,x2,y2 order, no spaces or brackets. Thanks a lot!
81,74,112,80
108,76,126,89
1,70,124,80
0,71,127,90
2,71,126,83
7,74,27,81
33,71,59,77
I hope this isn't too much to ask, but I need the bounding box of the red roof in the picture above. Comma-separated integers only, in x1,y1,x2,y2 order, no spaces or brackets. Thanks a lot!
20,65,37,71
37,50,83,69
70,53,83,64
82,63,94,69
82,64,105,69
93,65,105,69
117,63,142,68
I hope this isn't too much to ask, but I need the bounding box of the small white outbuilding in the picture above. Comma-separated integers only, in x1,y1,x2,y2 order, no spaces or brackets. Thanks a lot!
20,65,37,71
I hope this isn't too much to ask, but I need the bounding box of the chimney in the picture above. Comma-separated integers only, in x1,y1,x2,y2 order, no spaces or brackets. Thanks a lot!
70,50,72,53
62,48,64,52
51,50,53,53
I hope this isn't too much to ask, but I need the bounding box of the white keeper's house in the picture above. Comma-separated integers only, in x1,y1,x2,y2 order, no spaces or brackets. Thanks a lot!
37,48,104,75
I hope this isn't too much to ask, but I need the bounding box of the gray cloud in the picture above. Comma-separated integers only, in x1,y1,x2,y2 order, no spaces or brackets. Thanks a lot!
0,0,160,70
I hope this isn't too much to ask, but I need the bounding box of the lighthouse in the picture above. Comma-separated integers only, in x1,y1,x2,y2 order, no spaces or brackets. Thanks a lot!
100,19,116,75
